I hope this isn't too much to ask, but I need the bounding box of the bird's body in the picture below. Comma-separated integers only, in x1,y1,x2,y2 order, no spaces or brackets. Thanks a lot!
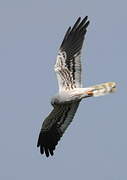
51,82,116,106
37,17,116,157
51,88,89,105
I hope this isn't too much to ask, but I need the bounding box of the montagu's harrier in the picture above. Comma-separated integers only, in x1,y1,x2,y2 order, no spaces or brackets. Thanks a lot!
37,17,116,157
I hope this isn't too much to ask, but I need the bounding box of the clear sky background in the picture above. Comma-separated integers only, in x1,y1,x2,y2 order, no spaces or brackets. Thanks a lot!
0,0,126,179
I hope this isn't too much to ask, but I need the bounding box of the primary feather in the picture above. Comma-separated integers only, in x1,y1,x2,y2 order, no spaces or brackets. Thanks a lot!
55,16,89,91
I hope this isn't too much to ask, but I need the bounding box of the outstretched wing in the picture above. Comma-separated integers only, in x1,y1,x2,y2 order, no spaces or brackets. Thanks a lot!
55,17,90,92
37,102,80,157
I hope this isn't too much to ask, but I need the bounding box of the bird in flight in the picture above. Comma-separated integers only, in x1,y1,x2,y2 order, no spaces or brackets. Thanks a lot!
37,16,116,157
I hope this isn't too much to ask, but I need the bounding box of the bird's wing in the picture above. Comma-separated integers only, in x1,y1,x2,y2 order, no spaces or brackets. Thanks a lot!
37,102,80,157
54,17,90,92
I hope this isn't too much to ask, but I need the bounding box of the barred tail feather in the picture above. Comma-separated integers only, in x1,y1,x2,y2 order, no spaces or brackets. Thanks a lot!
88,82,116,97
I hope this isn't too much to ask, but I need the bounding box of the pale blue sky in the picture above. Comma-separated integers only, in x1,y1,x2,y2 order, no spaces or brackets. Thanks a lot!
0,0,126,179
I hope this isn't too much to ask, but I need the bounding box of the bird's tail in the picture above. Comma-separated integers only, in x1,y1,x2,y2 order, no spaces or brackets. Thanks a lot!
83,82,116,98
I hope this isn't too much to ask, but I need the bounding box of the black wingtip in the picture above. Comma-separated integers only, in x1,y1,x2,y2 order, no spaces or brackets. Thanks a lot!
72,16,90,32
85,16,88,20
77,17,81,21
85,20,90,28
83,16,89,24
37,133,41,147
77,16,88,22
37,125,62,157
37,141,39,147
71,17,81,32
